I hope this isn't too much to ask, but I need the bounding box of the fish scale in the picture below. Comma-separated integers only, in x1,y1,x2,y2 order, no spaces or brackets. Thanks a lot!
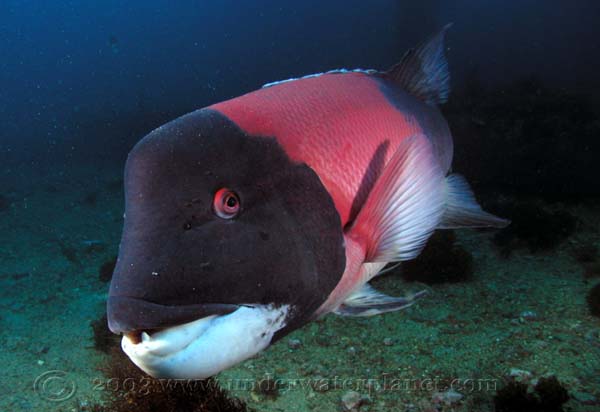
211,72,431,226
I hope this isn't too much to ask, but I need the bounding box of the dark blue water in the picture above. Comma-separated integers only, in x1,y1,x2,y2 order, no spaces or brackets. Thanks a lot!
2,0,599,163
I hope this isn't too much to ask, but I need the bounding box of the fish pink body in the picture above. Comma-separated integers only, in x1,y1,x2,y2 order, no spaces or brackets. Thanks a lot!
211,27,507,316
108,25,509,380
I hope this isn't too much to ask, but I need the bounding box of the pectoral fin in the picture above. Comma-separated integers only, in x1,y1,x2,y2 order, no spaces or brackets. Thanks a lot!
348,133,445,263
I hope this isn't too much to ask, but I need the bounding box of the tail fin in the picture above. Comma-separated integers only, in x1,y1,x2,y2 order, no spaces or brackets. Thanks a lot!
438,174,510,229
382,24,452,105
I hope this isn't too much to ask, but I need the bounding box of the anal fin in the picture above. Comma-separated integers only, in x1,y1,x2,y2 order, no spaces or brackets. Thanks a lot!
334,283,427,317
439,174,510,229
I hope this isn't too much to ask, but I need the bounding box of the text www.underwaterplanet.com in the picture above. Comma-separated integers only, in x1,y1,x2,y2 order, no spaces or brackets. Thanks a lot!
33,369,499,402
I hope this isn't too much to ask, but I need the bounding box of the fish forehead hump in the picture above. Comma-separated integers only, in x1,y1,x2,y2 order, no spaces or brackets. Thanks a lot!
109,109,346,337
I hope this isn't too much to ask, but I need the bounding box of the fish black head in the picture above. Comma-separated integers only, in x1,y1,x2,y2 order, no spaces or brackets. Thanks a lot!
107,109,345,378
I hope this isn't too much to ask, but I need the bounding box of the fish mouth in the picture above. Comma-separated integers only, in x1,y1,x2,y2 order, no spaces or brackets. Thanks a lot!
106,295,242,335
122,314,218,359
119,304,290,379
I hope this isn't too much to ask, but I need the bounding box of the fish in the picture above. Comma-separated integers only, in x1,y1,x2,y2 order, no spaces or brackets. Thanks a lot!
106,25,509,379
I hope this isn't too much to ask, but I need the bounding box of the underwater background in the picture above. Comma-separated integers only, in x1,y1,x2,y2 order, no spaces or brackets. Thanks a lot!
1,1,599,411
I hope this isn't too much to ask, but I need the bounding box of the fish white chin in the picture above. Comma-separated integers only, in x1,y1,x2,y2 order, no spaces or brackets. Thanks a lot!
121,304,290,379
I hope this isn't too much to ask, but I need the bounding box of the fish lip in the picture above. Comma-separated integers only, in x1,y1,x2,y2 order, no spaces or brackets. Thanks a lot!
106,295,242,335
121,313,221,361
120,304,291,379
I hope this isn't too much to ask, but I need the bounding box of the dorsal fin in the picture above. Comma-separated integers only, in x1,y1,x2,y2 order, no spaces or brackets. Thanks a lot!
383,24,452,105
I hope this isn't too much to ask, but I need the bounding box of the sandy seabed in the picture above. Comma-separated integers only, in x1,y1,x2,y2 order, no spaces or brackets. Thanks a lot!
1,161,598,412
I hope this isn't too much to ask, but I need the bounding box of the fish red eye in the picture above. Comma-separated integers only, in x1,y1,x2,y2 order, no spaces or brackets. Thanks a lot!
213,188,240,219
